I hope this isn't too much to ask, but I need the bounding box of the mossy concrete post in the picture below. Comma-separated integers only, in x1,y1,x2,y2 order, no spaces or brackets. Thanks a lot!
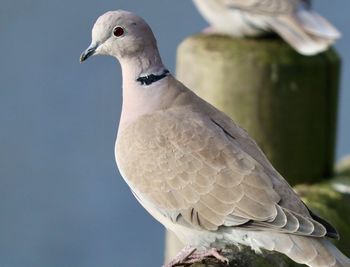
164,35,342,265
177,34,340,185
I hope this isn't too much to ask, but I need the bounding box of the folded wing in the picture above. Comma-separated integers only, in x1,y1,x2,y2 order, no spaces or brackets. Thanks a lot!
117,106,329,238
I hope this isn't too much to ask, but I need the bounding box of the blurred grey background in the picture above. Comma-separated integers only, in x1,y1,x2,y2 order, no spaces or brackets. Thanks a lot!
0,0,348,266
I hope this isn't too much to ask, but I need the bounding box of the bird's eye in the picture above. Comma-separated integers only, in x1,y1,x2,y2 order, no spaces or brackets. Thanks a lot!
113,27,125,37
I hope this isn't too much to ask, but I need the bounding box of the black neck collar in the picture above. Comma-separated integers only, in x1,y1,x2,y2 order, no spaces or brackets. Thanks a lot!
136,69,170,86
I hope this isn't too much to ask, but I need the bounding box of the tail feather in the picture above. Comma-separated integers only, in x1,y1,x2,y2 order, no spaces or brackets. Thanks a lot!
268,13,339,56
296,10,341,39
249,232,350,267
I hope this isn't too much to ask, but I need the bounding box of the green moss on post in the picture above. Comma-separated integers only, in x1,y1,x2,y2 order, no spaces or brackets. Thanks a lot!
176,34,340,185
336,155,350,177
295,180,350,254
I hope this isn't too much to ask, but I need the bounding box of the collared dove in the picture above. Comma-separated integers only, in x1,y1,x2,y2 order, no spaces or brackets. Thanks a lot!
80,10,350,267
192,0,340,55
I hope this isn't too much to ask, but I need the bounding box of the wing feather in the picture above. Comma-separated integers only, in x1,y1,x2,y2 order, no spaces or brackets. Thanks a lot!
116,106,327,237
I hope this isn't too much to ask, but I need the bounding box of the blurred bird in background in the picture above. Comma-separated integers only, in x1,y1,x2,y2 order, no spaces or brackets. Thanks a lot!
192,0,341,55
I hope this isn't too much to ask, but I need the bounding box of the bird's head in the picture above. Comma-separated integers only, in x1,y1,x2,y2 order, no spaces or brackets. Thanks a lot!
80,10,157,62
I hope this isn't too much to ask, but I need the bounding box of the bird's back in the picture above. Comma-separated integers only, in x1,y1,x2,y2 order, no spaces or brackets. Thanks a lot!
192,0,340,55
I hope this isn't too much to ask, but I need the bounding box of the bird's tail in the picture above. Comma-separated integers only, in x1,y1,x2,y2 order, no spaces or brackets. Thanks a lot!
267,9,340,56
249,231,350,267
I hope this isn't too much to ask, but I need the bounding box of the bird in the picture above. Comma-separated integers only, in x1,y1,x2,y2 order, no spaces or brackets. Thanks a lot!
80,10,350,267
192,0,341,56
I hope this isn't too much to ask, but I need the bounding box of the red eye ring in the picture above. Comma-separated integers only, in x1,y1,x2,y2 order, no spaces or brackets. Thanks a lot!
113,26,125,37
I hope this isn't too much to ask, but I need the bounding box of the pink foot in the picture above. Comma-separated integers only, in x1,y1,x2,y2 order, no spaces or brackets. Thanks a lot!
163,247,229,267
162,245,197,267
187,248,229,265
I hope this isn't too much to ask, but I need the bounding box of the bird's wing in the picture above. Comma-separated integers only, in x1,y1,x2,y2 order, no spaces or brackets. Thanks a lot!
221,0,303,15
116,106,327,237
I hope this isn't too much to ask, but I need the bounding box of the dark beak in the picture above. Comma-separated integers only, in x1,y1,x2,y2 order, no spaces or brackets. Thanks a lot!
80,43,98,62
